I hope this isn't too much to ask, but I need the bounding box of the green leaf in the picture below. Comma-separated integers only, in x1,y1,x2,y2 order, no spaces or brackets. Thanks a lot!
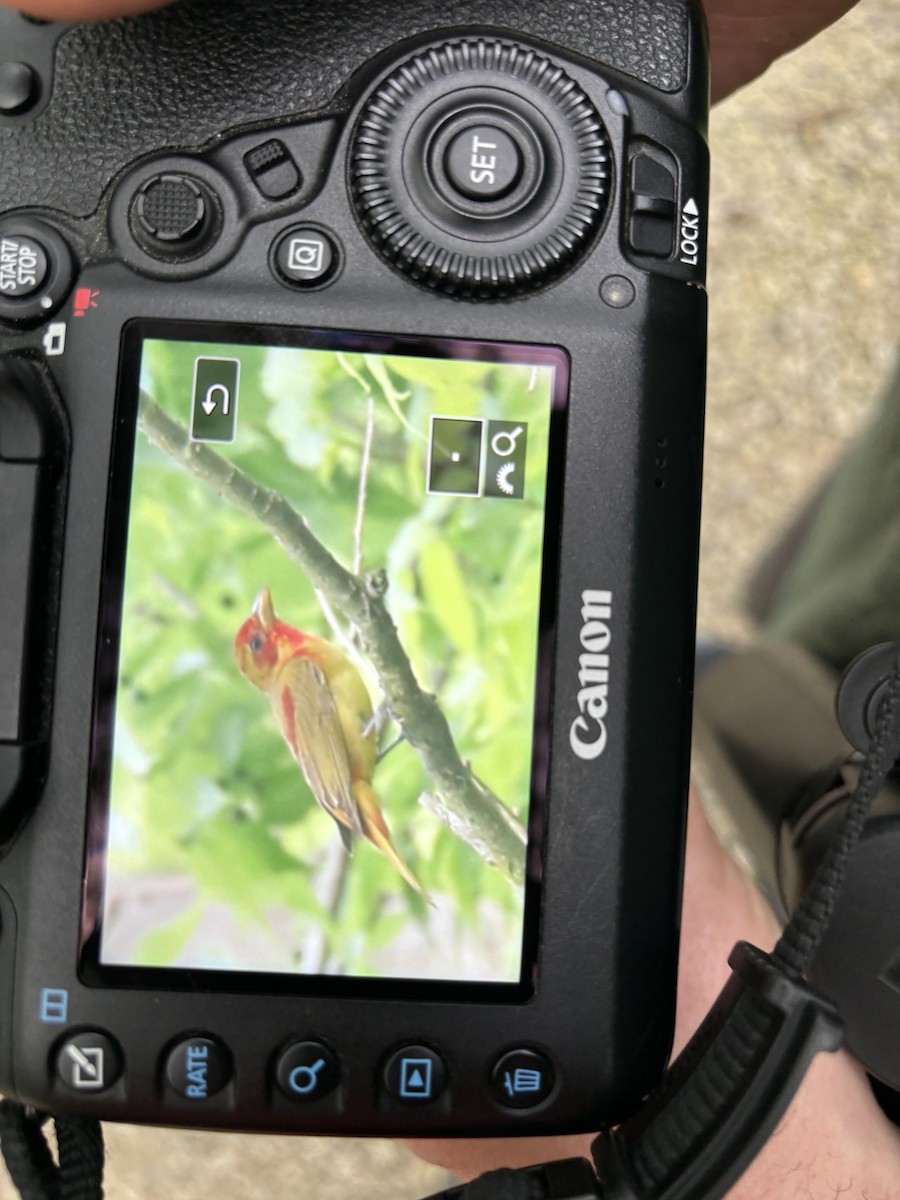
417,539,478,655
135,904,203,967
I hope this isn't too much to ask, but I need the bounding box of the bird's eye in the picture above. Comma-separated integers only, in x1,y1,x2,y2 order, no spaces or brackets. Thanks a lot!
249,634,264,654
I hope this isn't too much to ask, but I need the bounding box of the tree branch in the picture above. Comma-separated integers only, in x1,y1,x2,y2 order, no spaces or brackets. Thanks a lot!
138,393,527,884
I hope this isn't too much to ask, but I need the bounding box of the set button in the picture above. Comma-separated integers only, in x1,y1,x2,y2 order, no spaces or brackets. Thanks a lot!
443,122,524,201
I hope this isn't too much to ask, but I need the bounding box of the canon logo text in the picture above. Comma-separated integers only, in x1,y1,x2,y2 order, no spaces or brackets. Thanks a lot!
569,590,612,761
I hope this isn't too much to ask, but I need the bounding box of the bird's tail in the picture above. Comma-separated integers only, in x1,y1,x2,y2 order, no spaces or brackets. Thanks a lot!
353,780,433,906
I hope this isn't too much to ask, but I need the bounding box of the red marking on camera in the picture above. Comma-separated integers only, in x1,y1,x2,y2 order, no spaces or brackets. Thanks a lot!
73,287,100,318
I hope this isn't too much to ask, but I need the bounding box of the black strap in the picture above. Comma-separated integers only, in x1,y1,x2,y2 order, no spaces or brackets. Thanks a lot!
0,1104,104,1200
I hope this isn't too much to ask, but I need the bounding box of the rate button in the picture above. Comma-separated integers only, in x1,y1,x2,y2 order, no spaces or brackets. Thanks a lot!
165,1035,232,1100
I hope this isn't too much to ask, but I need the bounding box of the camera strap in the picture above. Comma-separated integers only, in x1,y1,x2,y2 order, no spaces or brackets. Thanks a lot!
0,1105,104,1200
422,649,900,1200
1,657,898,1200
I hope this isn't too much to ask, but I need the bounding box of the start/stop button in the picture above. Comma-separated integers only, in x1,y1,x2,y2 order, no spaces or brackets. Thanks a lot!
443,124,523,201
0,216,75,323
0,233,49,299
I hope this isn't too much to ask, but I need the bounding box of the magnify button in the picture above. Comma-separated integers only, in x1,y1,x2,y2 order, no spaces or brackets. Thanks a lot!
290,1059,325,1094
276,1040,341,1102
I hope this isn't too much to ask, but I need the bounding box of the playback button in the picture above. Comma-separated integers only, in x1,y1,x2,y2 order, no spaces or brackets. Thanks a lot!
383,1044,448,1105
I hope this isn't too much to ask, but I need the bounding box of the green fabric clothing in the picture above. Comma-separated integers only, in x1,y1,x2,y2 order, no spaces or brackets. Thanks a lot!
765,353,900,671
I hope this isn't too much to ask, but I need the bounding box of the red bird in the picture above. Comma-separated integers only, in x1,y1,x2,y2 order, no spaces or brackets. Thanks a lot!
234,587,428,900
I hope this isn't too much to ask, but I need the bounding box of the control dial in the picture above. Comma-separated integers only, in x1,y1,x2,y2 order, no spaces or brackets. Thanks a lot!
350,38,610,299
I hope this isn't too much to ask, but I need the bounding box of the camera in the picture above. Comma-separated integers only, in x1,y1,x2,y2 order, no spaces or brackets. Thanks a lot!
0,0,708,1138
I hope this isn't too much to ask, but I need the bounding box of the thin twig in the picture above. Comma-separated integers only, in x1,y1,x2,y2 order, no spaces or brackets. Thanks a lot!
376,732,407,764
353,391,376,579
299,837,351,974
314,587,353,653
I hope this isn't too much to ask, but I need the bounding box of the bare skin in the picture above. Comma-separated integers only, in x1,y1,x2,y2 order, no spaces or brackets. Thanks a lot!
4,0,895,1193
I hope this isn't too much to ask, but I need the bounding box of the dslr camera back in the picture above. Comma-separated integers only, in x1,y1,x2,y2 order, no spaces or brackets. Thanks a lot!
0,0,708,1138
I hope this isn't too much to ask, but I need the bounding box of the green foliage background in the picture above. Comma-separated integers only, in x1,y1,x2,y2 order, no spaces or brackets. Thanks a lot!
104,337,553,982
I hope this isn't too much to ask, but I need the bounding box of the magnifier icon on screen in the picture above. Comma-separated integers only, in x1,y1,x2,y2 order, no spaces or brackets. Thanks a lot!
485,421,529,500
490,425,524,457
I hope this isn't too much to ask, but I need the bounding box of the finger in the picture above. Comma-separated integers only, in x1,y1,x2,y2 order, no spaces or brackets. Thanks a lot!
1,0,174,21
707,0,859,100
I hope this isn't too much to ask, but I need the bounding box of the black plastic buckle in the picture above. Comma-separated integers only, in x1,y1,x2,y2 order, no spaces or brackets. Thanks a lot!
592,942,843,1200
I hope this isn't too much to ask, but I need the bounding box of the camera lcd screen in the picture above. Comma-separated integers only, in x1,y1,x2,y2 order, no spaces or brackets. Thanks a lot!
83,323,567,996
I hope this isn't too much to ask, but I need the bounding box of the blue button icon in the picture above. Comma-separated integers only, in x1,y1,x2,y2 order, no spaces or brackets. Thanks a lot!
276,1041,340,1103
289,1058,327,1096
503,1067,544,1097
39,988,69,1024
399,1057,433,1100
491,1048,554,1109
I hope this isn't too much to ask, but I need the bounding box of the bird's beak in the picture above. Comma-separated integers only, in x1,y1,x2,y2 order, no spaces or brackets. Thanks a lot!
253,586,276,629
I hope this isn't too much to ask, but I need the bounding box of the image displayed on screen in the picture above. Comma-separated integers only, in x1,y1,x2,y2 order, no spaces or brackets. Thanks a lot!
92,326,563,988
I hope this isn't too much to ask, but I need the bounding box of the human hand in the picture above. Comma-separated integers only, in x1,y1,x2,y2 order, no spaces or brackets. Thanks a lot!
407,787,900,1194
0,0,859,104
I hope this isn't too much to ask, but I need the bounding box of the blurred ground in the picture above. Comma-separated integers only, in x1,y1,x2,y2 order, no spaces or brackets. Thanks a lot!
3,2,899,1198
699,0,899,644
